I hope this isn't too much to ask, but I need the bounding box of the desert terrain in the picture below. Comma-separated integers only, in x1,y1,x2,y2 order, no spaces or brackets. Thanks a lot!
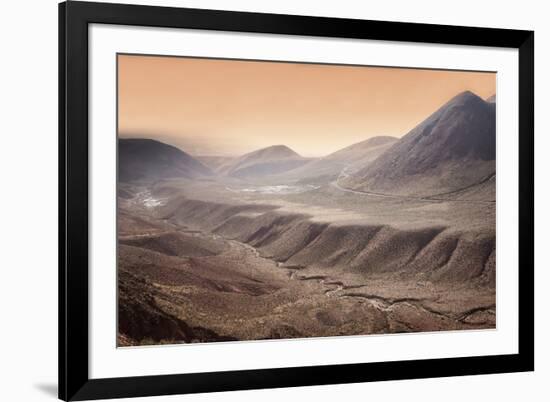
117,91,496,346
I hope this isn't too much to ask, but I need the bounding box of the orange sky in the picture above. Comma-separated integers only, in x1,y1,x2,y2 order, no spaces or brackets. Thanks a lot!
118,54,495,157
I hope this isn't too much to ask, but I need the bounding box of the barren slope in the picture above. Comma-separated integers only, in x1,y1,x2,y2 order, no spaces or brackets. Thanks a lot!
341,91,496,197
217,145,309,178
270,136,397,184
118,138,212,182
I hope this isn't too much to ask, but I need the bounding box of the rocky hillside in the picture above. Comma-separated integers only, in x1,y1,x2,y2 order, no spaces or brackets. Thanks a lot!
341,91,496,197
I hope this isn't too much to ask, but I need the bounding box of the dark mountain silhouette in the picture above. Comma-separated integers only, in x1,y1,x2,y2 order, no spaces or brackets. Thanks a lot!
341,91,496,197
118,138,212,182
217,145,309,178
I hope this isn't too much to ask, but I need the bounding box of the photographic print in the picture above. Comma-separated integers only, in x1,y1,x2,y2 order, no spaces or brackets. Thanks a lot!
116,54,496,347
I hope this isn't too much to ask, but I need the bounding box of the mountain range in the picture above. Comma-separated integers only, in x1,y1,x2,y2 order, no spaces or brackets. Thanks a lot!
265,136,397,184
118,90,496,200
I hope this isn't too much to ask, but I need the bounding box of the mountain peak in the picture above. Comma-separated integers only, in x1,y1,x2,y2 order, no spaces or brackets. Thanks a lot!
447,90,484,105
218,144,306,178
249,144,301,157
118,138,212,182
341,90,496,196
456,89,477,98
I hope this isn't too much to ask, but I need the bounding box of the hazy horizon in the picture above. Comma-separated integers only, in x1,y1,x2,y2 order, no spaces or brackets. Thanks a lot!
118,54,496,157
117,134,388,158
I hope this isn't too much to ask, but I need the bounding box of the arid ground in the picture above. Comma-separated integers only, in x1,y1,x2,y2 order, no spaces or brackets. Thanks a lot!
117,91,496,346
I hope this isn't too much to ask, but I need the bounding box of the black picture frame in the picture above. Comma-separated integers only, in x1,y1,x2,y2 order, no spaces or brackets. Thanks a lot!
59,1,534,400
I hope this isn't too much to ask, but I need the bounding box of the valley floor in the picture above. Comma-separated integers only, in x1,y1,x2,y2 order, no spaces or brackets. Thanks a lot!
117,177,496,346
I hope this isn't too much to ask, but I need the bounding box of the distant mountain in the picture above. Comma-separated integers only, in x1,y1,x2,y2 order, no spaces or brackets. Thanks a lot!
341,91,496,197
325,136,398,165
195,155,236,170
217,145,309,178
118,138,212,182
271,136,398,184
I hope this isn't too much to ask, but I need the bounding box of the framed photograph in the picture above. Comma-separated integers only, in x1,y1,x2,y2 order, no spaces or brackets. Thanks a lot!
59,1,534,400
